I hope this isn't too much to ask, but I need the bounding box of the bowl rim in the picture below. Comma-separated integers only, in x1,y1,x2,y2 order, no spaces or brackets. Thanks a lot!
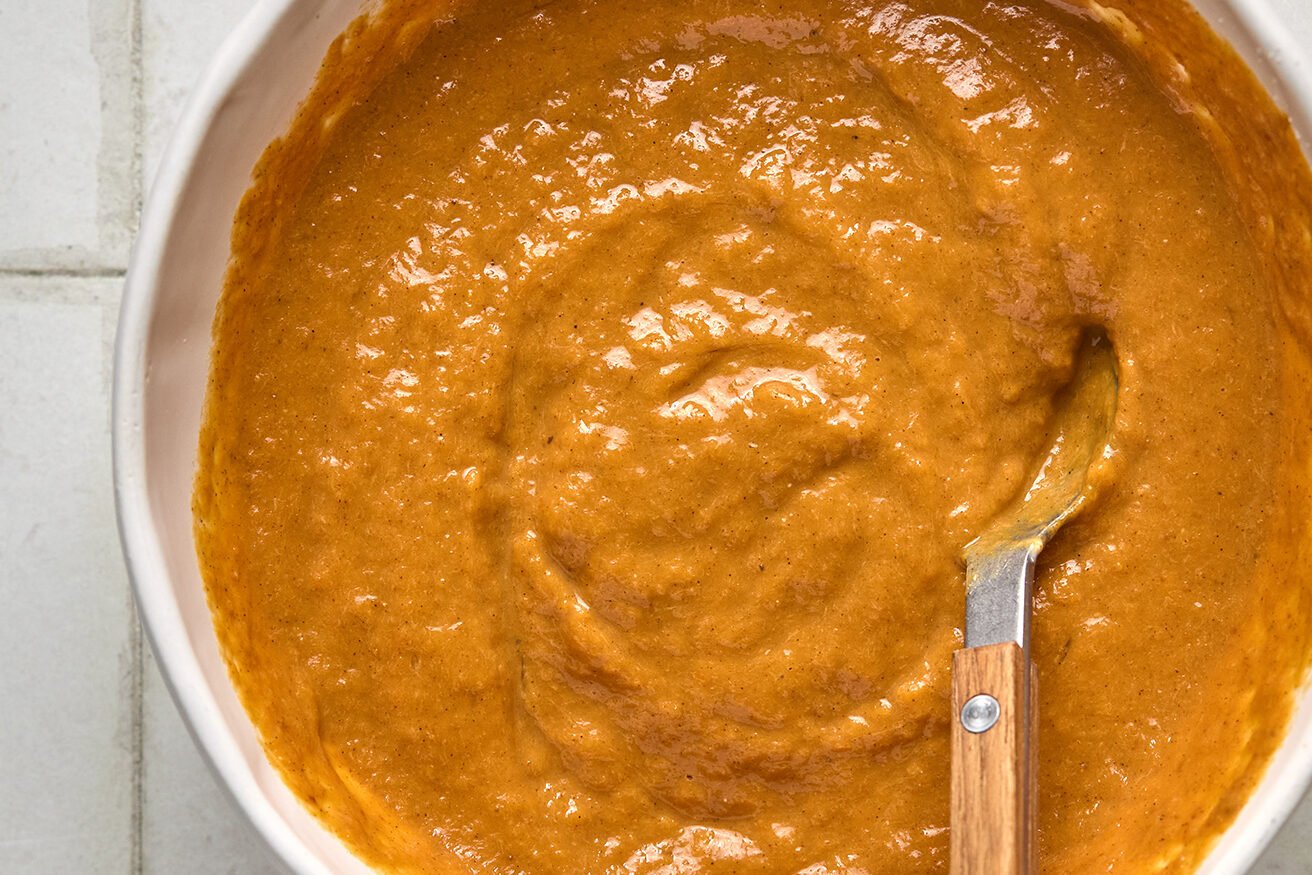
115,2,342,872
113,1,1312,873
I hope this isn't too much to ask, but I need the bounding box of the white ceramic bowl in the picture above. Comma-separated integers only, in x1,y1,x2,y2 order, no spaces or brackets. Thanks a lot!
113,1,1312,872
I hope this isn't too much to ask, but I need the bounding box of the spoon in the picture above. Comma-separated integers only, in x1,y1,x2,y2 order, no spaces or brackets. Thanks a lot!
950,329,1119,875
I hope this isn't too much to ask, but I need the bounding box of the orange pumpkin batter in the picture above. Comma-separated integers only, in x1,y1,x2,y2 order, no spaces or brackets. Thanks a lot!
195,0,1312,871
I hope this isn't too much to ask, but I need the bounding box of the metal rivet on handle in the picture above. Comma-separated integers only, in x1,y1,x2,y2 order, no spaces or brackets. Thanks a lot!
961,693,1001,734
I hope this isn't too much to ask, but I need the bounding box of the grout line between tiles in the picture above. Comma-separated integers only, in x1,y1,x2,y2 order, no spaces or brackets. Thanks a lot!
130,0,145,235
0,267,128,279
128,0,146,872
129,567,145,875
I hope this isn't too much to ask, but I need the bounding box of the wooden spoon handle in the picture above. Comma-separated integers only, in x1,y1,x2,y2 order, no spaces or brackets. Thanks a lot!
950,642,1038,875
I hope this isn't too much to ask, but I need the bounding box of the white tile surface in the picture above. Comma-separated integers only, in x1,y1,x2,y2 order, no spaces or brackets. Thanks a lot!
0,0,1310,873
142,649,283,875
141,0,257,183
0,283,132,873
0,1,136,271
1259,796,1312,872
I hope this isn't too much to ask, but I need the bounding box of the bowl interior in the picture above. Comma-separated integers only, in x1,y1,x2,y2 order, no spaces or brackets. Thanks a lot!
115,1,1312,873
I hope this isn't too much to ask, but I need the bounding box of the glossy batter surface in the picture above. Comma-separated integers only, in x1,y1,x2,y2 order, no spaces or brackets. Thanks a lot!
196,1,1312,871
